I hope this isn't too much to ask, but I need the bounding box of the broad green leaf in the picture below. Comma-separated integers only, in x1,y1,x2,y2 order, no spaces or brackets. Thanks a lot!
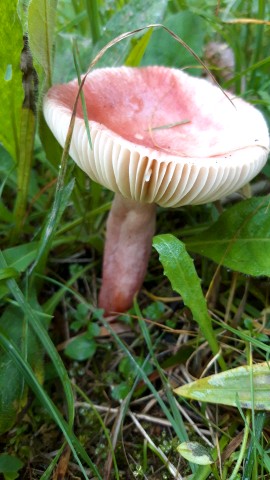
2,242,38,272
142,11,207,71
153,234,225,368
177,442,214,465
0,306,43,434
186,196,270,276
0,454,23,480
174,362,270,410
0,2,24,160
28,0,58,85
64,335,97,361
93,0,167,67
111,382,131,401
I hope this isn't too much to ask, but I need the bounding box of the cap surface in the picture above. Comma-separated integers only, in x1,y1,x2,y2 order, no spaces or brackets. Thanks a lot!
43,66,269,207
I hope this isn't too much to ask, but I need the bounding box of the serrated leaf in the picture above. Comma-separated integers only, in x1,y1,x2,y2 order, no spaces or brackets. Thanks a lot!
177,442,214,465
186,196,270,276
153,234,223,365
174,362,270,410
0,2,24,160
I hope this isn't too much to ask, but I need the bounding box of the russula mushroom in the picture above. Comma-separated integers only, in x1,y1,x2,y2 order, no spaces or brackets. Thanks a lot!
43,66,269,315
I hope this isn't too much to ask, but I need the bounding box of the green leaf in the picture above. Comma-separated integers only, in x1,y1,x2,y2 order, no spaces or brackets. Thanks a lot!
177,442,214,465
93,0,167,67
0,454,23,480
142,11,207,70
174,362,270,410
153,234,225,368
30,178,75,277
64,335,97,361
111,382,131,401
0,251,75,430
0,329,102,480
2,242,38,272
0,2,24,160
0,268,19,281
0,243,39,299
125,28,153,66
186,196,270,276
0,306,43,434
28,0,58,85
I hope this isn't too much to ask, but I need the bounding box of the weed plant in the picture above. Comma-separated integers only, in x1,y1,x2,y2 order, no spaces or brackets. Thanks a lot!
0,1,270,479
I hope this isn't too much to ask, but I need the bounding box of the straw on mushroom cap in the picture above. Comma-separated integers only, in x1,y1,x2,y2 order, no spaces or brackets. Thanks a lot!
43,66,269,315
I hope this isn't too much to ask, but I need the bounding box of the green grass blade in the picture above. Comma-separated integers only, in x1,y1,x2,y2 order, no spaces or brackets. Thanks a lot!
85,0,101,43
0,329,102,480
214,319,270,355
39,444,66,480
40,264,95,315
12,108,35,240
101,318,189,438
29,178,75,278
74,385,120,480
28,0,58,86
242,412,266,479
134,301,189,442
0,251,75,427
125,28,153,66
72,40,92,150
153,234,226,370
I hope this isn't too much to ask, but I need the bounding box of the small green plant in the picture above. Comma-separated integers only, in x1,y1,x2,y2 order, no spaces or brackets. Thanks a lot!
0,454,24,480
0,1,270,479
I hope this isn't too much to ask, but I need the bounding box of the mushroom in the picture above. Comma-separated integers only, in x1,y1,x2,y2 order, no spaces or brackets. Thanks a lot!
43,66,269,316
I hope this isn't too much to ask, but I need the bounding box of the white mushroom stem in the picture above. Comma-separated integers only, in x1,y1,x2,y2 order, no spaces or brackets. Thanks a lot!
98,194,156,315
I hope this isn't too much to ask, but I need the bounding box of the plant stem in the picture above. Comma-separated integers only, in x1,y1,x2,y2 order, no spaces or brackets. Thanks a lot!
85,0,101,44
228,410,251,480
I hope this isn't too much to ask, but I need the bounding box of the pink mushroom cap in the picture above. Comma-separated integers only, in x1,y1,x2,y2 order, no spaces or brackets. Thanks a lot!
43,66,269,207
43,66,269,315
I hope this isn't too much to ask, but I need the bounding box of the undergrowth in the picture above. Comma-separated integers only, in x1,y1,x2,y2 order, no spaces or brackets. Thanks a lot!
0,0,270,479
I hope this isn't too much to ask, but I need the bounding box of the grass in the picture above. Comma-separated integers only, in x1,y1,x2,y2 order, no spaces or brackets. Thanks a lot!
0,0,270,479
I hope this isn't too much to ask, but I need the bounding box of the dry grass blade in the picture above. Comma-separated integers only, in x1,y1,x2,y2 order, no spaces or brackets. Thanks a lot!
225,18,270,25
128,410,183,480
60,22,236,169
